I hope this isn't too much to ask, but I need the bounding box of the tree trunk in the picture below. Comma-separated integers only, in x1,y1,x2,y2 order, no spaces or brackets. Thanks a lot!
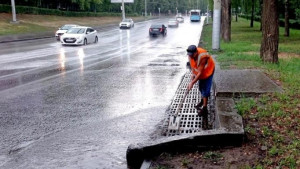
250,0,255,27
235,7,238,22
284,0,290,37
221,0,231,42
260,0,279,63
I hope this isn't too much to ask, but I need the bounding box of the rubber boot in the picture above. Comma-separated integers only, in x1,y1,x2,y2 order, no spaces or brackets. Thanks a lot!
197,106,208,117
195,99,203,110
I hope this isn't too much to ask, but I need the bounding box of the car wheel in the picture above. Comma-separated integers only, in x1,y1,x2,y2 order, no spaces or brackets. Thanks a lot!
94,36,98,43
84,38,87,45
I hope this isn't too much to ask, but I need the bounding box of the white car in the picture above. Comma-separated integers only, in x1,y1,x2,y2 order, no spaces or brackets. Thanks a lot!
168,19,179,27
176,16,184,23
60,26,98,46
119,18,134,29
55,24,79,40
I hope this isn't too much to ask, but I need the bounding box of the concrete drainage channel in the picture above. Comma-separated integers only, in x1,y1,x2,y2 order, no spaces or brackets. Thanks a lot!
126,71,245,169
164,72,216,136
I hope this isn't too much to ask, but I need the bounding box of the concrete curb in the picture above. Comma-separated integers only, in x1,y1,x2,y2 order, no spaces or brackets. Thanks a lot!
126,130,244,169
0,32,54,43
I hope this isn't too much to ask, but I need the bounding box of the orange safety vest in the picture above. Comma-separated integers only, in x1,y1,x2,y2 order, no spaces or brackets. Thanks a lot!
189,48,215,79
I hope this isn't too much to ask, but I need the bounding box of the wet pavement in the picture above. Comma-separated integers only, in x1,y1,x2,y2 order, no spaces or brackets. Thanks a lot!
0,17,206,169
0,16,283,169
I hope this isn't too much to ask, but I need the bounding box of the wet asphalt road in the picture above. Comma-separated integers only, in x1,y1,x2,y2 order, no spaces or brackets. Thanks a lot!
0,17,205,168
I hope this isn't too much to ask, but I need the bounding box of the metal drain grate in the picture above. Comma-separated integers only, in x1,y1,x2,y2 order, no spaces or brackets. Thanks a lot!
165,71,216,136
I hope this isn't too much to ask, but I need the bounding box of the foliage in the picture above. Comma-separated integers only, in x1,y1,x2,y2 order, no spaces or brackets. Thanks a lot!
0,4,141,17
0,0,209,16
203,151,223,162
239,14,300,29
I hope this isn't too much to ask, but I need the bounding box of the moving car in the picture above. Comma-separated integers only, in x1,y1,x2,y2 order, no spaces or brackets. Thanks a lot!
168,19,179,27
60,26,98,46
119,18,134,29
176,16,184,23
55,24,79,40
149,24,167,37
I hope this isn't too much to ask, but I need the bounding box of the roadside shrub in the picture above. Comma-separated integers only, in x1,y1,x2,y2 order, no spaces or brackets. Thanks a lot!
239,14,300,29
0,4,132,17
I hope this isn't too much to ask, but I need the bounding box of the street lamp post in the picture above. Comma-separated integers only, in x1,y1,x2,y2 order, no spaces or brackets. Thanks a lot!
145,0,147,17
158,8,160,18
206,4,209,24
10,0,18,23
121,0,125,20
212,0,221,51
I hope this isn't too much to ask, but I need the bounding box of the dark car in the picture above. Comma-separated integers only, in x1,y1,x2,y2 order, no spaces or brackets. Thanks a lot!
149,24,167,37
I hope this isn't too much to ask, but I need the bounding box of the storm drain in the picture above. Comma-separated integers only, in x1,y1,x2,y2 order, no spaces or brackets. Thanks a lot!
165,72,216,137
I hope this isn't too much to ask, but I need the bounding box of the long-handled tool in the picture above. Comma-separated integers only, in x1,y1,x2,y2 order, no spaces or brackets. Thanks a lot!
168,89,189,130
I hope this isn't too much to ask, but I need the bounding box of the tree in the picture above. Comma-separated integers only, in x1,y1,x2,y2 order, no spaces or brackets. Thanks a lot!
232,0,241,22
221,0,231,42
284,0,290,36
260,0,279,63
250,0,255,27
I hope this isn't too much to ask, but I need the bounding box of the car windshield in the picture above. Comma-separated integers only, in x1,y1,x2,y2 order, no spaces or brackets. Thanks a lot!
191,12,200,15
151,25,162,28
66,28,86,34
60,25,76,30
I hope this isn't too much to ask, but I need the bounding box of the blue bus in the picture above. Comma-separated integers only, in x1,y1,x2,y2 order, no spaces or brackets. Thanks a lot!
190,10,201,22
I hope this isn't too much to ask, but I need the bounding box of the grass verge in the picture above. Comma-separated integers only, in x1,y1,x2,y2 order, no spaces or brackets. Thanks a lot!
0,13,145,35
201,17,300,168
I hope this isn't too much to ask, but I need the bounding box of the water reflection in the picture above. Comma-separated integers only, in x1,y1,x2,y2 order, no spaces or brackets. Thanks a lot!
59,48,66,72
119,29,131,63
77,48,85,74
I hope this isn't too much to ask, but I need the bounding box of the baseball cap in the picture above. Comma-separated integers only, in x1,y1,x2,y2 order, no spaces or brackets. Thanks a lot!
186,45,197,56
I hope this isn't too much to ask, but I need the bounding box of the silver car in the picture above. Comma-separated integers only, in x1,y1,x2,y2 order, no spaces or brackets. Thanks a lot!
60,26,98,46
168,19,179,27
119,18,134,29
55,24,79,40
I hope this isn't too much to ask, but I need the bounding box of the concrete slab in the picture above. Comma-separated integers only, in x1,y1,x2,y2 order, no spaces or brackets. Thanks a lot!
126,130,244,169
214,69,283,97
215,97,244,133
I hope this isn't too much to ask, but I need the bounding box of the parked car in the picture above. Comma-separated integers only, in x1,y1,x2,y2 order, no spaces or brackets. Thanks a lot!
119,18,134,29
60,26,98,46
168,19,179,27
176,16,184,23
55,24,79,40
149,24,167,37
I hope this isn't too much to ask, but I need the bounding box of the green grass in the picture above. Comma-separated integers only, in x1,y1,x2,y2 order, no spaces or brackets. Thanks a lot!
0,22,52,35
202,18,300,168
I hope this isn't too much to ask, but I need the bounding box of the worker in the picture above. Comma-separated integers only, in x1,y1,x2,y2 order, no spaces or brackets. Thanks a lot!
186,45,215,116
